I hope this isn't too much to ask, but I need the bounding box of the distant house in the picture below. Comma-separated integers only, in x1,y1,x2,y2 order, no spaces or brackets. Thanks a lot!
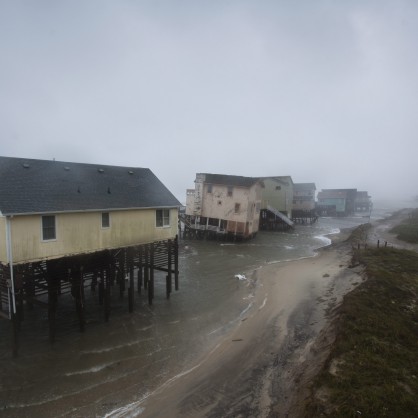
292,183,317,224
317,189,357,216
293,183,316,211
259,176,294,230
354,191,372,212
184,173,262,239
0,156,180,352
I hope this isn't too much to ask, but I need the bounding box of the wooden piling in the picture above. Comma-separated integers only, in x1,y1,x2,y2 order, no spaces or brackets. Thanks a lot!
128,252,134,313
17,288,24,325
98,271,104,306
167,240,172,299
77,268,85,332
104,267,111,322
137,247,143,294
148,243,154,305
48,278,57,343
11,310,19,358
174,235,179,291
144,245,149,290
1,238,179,353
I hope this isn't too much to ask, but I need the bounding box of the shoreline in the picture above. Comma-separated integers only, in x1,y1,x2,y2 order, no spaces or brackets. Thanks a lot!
130,226,363,417
1,212,412,417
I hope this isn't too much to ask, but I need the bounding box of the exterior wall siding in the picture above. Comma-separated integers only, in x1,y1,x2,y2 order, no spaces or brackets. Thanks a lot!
200,184,260,235
5,208,178,264
293,191,316,210
185,189,195,215
201,184,250,223
261,178,293,217
184,174,262,238
0,216,6,263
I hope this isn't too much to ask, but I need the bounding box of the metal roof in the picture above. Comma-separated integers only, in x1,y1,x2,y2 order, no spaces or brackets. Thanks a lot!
0,156,181,215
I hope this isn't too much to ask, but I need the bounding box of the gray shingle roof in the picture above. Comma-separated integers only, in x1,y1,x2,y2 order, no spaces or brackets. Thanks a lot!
0,156,180,215
294,183,316,191
201,173,261,188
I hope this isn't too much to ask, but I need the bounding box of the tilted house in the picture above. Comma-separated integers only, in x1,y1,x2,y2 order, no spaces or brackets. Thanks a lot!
259,176,294,230
184,173,262,239
0,156,180,353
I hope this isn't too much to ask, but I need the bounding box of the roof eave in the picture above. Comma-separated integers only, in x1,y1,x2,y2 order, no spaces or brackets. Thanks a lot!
2,205,181,217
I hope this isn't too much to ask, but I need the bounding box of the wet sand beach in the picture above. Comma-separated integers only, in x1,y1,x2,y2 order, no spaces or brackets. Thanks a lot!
128,230,363,417
133,210,418,418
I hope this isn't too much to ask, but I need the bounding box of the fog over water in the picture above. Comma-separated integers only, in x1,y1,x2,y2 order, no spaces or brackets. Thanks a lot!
1,1,418,202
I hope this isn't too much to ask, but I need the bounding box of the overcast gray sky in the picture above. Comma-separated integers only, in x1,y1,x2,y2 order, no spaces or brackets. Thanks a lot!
1,0,417,203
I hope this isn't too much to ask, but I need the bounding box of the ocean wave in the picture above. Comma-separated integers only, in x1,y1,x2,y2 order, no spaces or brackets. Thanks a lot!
314,235,332,246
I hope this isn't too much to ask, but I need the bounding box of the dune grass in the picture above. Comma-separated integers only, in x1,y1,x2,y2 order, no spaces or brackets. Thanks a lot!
306,244,418,417
390,209,418,243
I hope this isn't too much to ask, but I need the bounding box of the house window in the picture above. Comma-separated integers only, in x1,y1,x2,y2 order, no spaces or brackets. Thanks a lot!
102,212,110,228
276,186,281,190
42,215,56,241
207,184,213,193
218,200,222,205
235,203,240,213
227,186,233,197
156,209,170,227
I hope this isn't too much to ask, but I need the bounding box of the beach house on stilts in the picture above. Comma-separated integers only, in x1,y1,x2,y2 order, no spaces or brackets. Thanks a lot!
317,188,357,217
0,156,180,355
259,176,294,230
292,183,318,224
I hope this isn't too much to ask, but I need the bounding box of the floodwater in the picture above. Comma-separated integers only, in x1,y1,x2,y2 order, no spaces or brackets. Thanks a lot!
0,208,393,417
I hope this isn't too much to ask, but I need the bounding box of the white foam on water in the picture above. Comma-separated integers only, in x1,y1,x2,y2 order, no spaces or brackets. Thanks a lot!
266,254,317,265
105,349,222,418
103,394,149,418
239,301,253,317
314,235,332,246
65,363,112,376
259,296,267,311
6,369,141,409
80,338,153,354
208,326,223,336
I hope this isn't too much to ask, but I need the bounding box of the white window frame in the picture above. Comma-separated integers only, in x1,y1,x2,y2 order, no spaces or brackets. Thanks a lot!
41,215,57,241
156,209,170,228
102,212,110,229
